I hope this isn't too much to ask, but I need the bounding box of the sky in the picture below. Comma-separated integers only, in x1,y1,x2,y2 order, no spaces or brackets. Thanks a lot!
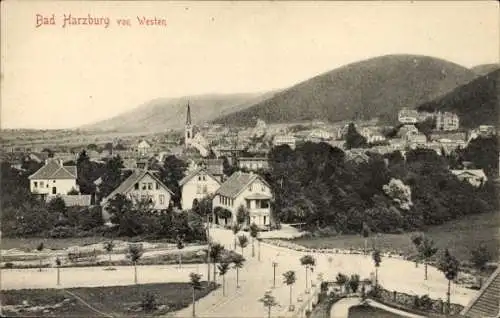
1,1,498,129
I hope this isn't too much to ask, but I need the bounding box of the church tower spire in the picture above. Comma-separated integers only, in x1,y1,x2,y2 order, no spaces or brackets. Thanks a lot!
185,101,193,148
186,101,192,125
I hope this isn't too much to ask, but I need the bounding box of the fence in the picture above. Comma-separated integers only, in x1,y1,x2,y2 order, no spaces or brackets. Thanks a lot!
372,287,464,316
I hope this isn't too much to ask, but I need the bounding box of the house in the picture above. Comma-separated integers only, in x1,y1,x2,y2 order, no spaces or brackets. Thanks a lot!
460,267,500,317
435,111,459,131
101,169,173,211
137,140,152,157
212,171,273,226
398,108,418,124
238,157,269,171
273,135,296,149
451,169,488,187
179,167,221,210
28,158,78,196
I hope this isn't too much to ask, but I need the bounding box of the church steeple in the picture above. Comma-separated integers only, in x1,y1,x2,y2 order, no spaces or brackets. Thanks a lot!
185,102,193,147
186,101,192,125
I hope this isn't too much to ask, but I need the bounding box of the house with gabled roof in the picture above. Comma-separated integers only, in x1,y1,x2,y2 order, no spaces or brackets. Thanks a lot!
212,171,273,226
460,266,500,317
28,158,78,196
179,167,221,210
101,169,173,211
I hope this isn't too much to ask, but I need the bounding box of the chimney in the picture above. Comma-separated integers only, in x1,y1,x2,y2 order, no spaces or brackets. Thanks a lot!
59,159,64,167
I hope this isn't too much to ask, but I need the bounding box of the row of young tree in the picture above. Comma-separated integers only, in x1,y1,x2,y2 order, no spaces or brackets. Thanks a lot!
264,138,498,234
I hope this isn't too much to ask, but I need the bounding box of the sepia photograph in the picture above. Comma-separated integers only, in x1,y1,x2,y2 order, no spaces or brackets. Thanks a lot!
1,1,499,317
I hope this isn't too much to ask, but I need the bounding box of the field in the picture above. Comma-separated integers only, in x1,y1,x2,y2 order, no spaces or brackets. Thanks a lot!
348,304,405,318
1,282,216,317
292,212,500,262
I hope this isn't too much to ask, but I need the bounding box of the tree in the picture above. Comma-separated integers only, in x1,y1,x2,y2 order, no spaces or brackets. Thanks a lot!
238,235,249,256
127,244,144,284
177,235,185,269
418,236,438,280
344,123,368,149
438,249,459,314
236,205,249,225
411,232,424,267
232,223,241,250
210,243,225,285
232,254,245,289
47,196,67,215
99,155,124,199
103,240,115,265
282,270,296,311
259,291,279,318
218,262,230,296
470,243,491,288
372,249,382,287
160,155,188,207
383,178,413,210
36,242,44,272
106,194,143,236
249,223,259,257
76,150,96,194
361,222,370,255
189,272,203,317
300,255,316,293
336,273,349,294
55,256,61,285
348,274,360,293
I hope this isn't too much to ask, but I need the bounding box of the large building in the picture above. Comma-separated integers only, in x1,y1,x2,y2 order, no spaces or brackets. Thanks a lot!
212,171,273,226
435,111,459,131
273,134,296,150
28,158,78,196
398,108,418,124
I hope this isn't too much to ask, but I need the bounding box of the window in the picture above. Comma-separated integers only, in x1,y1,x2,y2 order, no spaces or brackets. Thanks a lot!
40,181,44,188
249,184,253,192
197,185,202,194
202,185,208,194
148,183,153,190
53,180,56,183
135,183,139,190
156,182,160,190
261,185,265,192
142,183,147,190
261,200,269,209
159,195,165,205
198,176,201,181
246,200,251,209
34,181,38,188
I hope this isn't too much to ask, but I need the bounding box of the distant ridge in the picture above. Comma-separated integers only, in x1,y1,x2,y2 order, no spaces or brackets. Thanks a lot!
212,54,477,126
418,69,499,129
472,64,500,76
81,92,277,133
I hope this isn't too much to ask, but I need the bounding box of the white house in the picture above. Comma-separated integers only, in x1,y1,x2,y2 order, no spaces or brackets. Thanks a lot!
212,171,273,226
273,135,296,149
101,169,173,211
398,108,418,124
451,169,488,187
28,159,78,196
137,140,152,156
179,167,221,210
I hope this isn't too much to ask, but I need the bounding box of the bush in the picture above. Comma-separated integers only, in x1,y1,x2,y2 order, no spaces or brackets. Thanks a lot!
48,226,75,238
141,292,158,312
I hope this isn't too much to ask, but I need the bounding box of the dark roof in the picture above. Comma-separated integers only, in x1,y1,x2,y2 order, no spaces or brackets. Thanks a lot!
28,159,76,180
205,159,224,176
215,172,269,199
179,167,221,186
105,169,173,200
461,267,500,317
